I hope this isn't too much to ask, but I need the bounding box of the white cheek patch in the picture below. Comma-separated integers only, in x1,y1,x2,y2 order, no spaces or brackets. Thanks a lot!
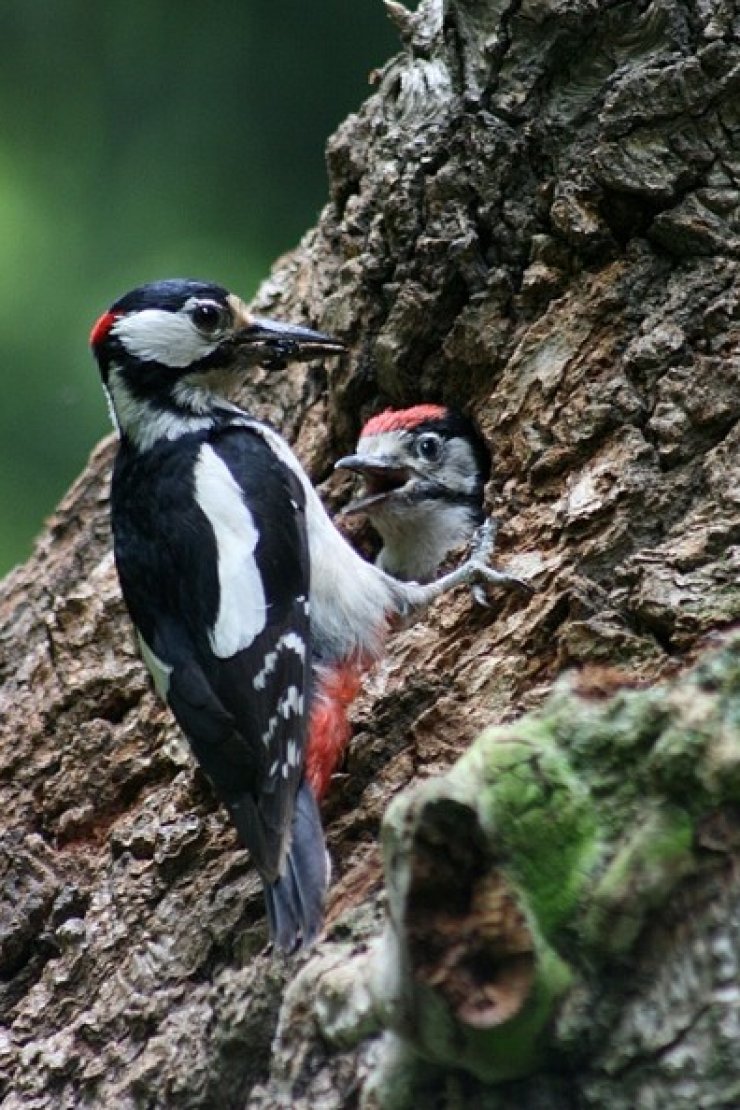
443,437,481,495
193,445,267,658
113,308,220,368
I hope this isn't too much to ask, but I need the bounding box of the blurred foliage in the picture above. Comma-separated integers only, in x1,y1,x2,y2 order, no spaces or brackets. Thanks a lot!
0,1,396,577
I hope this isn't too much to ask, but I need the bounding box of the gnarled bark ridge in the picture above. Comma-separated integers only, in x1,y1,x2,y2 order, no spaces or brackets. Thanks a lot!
1,0,739,1106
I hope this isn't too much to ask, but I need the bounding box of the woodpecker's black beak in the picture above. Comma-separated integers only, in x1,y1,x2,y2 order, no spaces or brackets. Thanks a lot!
335,454,417,515
233,317,345,369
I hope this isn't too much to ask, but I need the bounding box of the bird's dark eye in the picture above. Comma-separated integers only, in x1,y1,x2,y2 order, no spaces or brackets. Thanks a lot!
191,302,226,334
416,433,442,461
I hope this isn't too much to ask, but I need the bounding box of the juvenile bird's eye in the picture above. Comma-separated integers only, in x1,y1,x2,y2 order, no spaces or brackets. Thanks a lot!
191,302,226,333
416,433,442,461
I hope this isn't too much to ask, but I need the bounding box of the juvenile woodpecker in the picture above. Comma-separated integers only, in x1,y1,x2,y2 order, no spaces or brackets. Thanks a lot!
336,405,491,582
91,280,527,949
307,405,527,801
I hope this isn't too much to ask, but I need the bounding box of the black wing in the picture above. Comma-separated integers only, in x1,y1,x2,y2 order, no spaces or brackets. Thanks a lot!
112,424,324,946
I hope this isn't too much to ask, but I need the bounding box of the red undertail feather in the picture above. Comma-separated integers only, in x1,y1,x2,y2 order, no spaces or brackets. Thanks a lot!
306,660,367,801
361,404,448,437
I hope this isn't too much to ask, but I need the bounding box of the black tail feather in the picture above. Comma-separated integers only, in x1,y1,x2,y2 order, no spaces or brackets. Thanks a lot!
263,780,328,952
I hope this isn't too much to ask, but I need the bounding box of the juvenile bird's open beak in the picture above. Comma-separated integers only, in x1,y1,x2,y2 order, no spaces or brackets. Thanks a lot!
335,454,415,515
232,314,345,369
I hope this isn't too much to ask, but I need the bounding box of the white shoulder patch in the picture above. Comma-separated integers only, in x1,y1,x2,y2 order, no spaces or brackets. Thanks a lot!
193,444,267,658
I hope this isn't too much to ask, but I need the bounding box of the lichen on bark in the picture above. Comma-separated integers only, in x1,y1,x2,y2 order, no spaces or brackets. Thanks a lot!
262,634,740,1109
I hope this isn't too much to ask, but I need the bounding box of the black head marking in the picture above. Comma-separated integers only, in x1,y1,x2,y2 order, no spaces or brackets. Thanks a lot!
110,279,230,315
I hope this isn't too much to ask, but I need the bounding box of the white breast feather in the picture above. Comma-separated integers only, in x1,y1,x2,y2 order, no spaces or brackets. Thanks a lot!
377,502,476,582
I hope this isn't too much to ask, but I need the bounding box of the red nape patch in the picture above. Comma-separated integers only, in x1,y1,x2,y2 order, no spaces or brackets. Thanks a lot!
361,404,448,438
305,660,367,801
89,311,120,348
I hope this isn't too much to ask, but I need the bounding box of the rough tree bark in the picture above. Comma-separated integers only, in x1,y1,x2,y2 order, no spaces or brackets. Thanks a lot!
1,0,739,1107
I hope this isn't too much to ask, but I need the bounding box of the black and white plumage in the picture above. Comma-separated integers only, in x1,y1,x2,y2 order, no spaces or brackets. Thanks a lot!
91,279,530,947
336,405,492,582
91,279,343,951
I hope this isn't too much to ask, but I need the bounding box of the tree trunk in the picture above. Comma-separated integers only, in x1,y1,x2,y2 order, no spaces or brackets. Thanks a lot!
2,0,739,1106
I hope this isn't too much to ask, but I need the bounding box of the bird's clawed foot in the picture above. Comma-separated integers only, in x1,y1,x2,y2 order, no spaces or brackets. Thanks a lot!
464,518,535,606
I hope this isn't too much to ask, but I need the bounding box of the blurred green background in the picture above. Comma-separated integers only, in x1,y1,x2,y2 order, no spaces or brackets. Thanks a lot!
0,2,396,578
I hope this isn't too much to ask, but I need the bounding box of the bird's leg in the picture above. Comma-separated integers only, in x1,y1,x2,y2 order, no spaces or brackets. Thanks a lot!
389,516,533,619
468,518,499,609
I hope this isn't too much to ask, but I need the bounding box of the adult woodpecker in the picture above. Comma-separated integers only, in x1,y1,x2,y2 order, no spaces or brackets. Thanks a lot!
336,405,491,582
91,278,342,951
91,279,528,948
